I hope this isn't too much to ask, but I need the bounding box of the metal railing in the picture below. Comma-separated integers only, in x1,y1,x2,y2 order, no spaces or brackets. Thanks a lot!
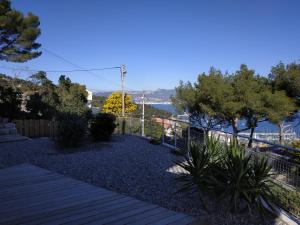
116,116,300,189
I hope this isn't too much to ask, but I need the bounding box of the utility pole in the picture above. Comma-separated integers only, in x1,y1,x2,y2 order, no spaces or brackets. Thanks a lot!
141,90,145,136
120,65,126,117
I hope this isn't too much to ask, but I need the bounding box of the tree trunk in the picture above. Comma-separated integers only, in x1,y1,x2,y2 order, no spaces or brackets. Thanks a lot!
278,122,283,145
122,119,126,135
231,118,239,144
248,127,255,148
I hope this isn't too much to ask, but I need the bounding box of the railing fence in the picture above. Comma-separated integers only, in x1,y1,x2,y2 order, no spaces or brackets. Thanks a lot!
116,116,300,189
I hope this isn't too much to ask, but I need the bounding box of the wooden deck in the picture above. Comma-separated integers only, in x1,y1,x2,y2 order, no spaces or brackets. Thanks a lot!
0,164,200,225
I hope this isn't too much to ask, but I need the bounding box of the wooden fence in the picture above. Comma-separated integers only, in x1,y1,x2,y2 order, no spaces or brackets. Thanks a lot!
13,120,58,138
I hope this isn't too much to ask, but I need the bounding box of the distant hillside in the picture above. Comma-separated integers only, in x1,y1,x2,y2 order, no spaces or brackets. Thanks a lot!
94,89,175,103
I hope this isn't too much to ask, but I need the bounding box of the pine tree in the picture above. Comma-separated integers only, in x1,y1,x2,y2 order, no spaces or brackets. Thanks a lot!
0,0,41,62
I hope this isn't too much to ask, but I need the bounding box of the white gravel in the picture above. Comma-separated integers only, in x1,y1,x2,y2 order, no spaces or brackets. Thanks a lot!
0,135,286,225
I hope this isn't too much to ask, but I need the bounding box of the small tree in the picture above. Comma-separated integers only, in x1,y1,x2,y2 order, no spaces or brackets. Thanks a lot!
0,0,41,62
26,71,59,119
172,68,229,133
57,75,88,116
232,65,269,146
102,92,137,116
263,91,297,144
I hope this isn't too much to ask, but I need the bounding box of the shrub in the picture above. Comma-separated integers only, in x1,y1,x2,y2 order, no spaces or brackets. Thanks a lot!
272,185,300,219
56,113,87,148
144,120,163,140
289,141,300,164
90,113,116,141
149,138,161,145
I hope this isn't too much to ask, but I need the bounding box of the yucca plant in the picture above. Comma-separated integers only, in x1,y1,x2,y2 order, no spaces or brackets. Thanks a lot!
247,156,276,216
214,143,275,217
174,136,223,210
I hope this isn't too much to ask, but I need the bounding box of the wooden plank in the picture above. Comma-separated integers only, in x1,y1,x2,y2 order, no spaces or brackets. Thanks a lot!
0,164,50,179
27,195,133,225
6,192,120,225
0,179,89,204
171,216,203,225
106,207,164,225
61,197,140,225
24,194,123,225
148,213,189,225
0,173,63,189
0,189,111,224
0,178,85,201
0,184,105,213
63,200,146,225
88,203,158,225
130,210,178,225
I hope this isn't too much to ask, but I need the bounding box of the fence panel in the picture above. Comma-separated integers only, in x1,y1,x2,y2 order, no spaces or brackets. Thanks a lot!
13,119,58,138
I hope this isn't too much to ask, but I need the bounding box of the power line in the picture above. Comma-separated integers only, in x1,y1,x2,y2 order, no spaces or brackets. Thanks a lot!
0,66,120,73
41,47,135,91
0,47,137,92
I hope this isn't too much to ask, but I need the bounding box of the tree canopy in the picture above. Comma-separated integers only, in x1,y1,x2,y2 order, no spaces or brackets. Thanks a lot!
0,0,41,62
270,62,300,103
102,92,137,116
0,72,89,119
173,63,299,144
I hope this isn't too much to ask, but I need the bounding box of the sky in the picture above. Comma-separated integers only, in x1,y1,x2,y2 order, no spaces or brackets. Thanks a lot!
1,0,300,91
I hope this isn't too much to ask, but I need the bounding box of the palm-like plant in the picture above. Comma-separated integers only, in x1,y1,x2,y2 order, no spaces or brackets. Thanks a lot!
247,157,275,216
175,136,223,210
175,137,275,217
215,143,275,216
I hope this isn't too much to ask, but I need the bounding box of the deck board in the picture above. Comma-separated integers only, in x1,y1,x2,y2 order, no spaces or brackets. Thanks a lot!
0,164,200,225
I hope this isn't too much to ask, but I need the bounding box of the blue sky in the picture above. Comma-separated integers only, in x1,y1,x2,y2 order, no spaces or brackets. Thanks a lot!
1,0,300,91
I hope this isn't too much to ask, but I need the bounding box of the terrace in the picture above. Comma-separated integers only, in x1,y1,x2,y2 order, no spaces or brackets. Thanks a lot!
0,118,300,225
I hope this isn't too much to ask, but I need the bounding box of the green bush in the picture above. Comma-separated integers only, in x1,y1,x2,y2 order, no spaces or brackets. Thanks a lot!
272,185,300,219
144,120,163,140
56,113,87,148
90,113,116,141
149,138,161,145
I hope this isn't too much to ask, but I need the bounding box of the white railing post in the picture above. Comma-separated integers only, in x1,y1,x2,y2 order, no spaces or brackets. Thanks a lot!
174,121,177,150
129,117,132,134
187,123,191,153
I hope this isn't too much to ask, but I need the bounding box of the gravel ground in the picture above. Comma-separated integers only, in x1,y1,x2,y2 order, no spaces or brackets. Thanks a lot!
0,135,286,225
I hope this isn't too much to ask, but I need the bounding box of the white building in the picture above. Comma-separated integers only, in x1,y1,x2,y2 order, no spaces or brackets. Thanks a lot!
86,89,93,108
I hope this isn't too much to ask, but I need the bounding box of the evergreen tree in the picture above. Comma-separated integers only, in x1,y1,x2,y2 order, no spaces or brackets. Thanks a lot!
232,65,269,145
270,62,300,103
263,91,297,144
172,68,229,132
0,0,41,62
57,75,88,116
25,71,59,119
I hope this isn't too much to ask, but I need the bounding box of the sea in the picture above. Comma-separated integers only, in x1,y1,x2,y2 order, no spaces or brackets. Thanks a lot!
152,104,300,136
